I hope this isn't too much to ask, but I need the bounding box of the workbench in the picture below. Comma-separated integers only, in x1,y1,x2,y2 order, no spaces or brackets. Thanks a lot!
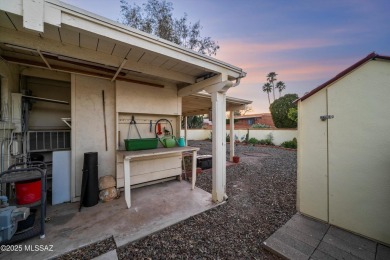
120,146,199,208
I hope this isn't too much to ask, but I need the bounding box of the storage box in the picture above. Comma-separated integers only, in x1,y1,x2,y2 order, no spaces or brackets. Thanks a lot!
197,155,212,170
124,138,158,151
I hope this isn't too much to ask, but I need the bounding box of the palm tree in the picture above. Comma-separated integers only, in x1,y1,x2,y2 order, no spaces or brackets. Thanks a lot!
262,82,272,105
276,81,286,98
266,72,277,101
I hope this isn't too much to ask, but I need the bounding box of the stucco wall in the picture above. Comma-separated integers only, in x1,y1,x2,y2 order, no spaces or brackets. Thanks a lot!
181,129,297,146
72,75,116,197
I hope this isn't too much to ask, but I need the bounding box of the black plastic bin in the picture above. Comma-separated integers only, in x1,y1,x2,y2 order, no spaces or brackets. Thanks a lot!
80,152,99,209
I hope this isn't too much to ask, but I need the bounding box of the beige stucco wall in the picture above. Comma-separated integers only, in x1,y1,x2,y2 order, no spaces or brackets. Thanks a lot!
72,74,116,197
326,60,390,244
180,129,297,146
298,59,390,244
115,80,182,188
297,88,328,222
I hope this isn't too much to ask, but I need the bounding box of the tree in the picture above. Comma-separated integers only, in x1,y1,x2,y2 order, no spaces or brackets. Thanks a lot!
182,115,204,129
276,81,286,98
262,82,272,105
120,0,219,56
288,107,298,122
241,105,253,115
269,94,298,128
266,72,277,102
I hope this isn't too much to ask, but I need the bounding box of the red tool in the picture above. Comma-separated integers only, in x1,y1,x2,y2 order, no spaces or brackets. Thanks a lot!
157,123,162,135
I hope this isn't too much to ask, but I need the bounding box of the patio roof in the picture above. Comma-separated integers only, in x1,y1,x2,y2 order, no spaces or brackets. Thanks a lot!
183,93,252,116
0,0,246,87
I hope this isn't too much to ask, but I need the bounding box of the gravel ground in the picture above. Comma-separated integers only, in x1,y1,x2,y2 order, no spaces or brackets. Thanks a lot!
58,140,297,259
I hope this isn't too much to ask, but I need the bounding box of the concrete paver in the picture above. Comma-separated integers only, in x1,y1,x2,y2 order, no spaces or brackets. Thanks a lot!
92,249,118,260
376,244,390,260
263,213,390,260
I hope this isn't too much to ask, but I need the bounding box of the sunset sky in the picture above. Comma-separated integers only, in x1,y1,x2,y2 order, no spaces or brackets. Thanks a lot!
61,0,390,113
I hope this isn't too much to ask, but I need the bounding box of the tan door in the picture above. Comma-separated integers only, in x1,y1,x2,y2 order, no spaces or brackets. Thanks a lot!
327,61,390,244
298,88,329,222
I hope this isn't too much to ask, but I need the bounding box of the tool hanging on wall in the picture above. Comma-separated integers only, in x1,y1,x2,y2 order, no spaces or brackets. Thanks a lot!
149,120,153,132
102,90,108,151
127,115,142,139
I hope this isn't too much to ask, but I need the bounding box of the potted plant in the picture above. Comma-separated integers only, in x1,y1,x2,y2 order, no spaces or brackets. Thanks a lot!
232,155,240,163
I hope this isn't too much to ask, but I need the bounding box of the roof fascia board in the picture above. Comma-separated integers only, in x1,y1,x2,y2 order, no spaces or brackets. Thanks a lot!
60,12,241,78
0,27,194,83
190,93,252,105
1,0,246,79
178,75,223,97
0,0,22,15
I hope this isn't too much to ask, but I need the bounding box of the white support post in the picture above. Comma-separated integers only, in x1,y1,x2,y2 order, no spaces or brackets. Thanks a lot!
124,158,131,208
184,116,188,146
230,111,235,162
211,91,227,202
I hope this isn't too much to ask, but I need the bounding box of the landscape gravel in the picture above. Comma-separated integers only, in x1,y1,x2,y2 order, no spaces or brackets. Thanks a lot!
59,140,297,259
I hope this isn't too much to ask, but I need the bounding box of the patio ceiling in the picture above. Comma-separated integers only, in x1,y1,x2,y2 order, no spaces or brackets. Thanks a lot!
0,1,245,88
183,93,252,116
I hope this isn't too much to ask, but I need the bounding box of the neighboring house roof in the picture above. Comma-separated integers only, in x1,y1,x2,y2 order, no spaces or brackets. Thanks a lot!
297,52,390,102
235,113,268,119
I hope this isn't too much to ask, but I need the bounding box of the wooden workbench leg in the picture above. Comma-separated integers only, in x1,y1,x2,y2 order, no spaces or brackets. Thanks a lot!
192,150,197,190
124,158,131,208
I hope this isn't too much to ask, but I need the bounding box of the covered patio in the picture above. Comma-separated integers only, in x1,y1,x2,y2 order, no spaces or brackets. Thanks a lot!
1,181,218,260
0,1,253,258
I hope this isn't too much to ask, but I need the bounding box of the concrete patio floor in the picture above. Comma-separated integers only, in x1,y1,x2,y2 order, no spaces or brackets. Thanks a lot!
2,180,219,260
263,213,390,260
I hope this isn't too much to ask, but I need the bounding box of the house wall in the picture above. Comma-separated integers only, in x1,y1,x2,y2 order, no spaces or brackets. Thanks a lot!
72,74,116,198
115,80,182,188
0,61,20,170
298,59,390,244
0,60,19,122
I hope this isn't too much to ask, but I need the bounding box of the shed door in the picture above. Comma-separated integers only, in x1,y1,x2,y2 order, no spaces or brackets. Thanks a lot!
327,61,390,244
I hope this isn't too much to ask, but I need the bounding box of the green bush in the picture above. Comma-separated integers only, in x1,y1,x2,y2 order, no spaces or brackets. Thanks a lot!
281,137,297,149
252,123,270,128
270,94,298,128
257,133,274,146
248,137,258,144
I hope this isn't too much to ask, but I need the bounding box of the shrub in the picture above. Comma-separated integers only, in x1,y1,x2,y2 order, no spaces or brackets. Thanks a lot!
281,137,297,149
248,138,258,144
252,123,270,129
270,94,298,128
257,133,274,146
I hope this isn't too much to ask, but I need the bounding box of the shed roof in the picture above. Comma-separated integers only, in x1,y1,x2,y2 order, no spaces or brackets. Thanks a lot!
297,52,390,102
